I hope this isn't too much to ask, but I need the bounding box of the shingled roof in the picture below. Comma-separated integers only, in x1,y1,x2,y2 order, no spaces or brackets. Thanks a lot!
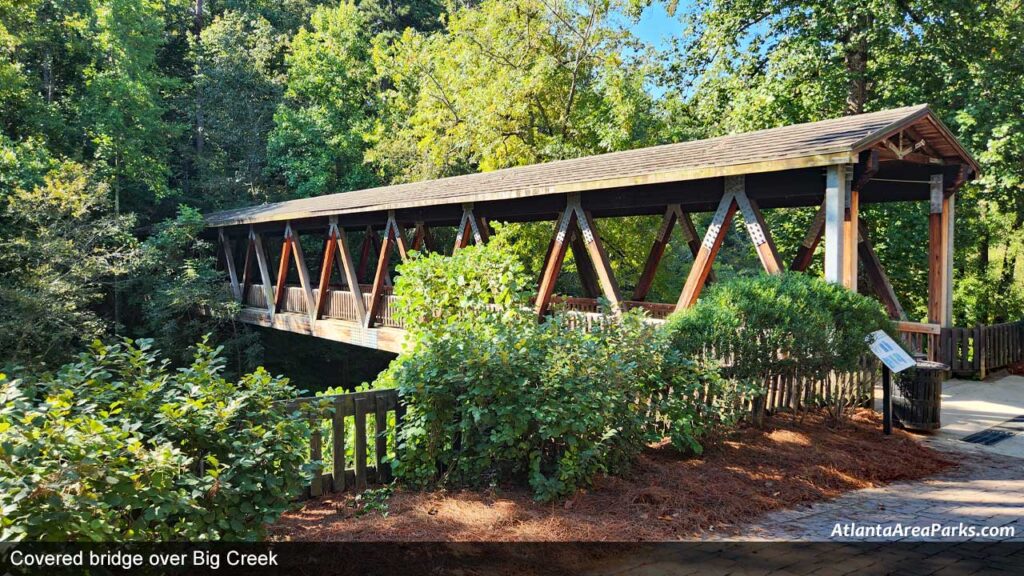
206,104,976,227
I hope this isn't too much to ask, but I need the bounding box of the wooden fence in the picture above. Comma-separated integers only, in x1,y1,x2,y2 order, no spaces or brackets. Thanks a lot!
288,388,403,498
896,320,1023,379
938,321,1024,379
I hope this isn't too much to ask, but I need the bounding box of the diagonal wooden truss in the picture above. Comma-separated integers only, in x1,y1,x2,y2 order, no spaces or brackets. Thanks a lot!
453,203,489,250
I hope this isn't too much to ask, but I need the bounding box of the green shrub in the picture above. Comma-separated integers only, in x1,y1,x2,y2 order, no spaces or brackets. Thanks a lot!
380,245,736,501
664,272,893,408
0,338,310,541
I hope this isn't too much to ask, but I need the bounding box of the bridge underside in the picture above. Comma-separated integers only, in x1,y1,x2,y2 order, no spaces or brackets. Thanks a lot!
205,107,978,353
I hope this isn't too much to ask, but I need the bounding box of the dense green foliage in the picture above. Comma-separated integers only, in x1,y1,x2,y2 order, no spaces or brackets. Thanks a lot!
0,338,309,541
379,245,744,500
1,0,1021,371
666,272,893,389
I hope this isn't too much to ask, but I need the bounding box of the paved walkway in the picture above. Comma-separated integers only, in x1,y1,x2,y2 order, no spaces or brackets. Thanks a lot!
586,376,1024,575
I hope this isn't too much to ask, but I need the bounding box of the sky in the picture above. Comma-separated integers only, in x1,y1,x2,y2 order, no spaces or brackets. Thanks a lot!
628,3,683,51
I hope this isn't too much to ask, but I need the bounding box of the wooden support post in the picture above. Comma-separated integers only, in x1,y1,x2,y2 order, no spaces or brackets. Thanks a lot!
843,185,860,291
734,178,782,274
824,165,849,284
573,197,623,314
677,186,738,309
677,209,714,284
858,220,907,320
385,211,410,262
633,206,676,301
273,228,293,313
790,203,825,272
633,205,712,301
535,206,576,318
365,218,397,328
315,225,339,321
928,174,945,325
251,228,275,317
357,226,375,283
942,193,955,327
219,229,242,301
410,221,435,253
569,227,600,298
453,203,487,251
283,224,316,321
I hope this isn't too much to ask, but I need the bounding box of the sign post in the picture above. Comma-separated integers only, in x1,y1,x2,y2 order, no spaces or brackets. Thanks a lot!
866,330,917,435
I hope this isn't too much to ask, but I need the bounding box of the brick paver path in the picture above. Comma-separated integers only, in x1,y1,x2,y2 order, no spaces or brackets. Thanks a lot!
731,437,1024,542
587,438,1024,576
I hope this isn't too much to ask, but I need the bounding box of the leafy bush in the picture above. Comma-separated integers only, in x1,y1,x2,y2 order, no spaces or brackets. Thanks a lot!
664,273,893,418
0,338,309,541
380,245,735,501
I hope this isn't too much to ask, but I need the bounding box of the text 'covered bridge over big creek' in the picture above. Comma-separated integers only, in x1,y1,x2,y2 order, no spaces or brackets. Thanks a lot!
204,105,979,353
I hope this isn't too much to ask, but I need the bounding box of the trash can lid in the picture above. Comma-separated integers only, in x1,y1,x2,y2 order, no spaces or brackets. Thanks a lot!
914,360,950,371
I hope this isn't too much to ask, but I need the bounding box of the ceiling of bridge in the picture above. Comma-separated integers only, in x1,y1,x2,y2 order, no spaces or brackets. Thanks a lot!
205,104,977,227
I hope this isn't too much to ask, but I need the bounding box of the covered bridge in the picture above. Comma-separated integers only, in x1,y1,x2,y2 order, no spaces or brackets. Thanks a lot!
205,105,978,353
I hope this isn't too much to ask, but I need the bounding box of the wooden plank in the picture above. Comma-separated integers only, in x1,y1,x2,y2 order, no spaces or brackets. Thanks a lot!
374,394,389,483
824,165,848,284
535,207,576,318
928,174,944,324
251,230,276,317
733,179,782,274
287,225,317,322
332,396,347,492
677,190,737,309
897,321,942,335
790,203,825,272
315,226,338,320
858,220,907,320
354,397,368,491
310,420,324,497
219,228,242,301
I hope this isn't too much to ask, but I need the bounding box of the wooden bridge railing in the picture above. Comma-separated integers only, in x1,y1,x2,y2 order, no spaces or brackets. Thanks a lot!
287,388,403,498
896,320,1023,379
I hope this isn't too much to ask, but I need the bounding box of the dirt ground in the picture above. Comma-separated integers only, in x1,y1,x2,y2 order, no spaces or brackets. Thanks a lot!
269,409,952,542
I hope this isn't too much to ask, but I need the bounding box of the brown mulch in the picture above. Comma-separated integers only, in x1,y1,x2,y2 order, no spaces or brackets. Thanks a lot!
269,409,953,542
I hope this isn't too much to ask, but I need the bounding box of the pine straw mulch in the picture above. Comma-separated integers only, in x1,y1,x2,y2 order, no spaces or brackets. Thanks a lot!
269,408,953,542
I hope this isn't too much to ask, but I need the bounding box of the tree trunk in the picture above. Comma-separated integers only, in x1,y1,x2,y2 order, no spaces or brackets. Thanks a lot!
844,14,872,115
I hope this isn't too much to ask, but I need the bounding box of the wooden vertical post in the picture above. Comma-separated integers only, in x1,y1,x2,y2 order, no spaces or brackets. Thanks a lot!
676,185,738,309
928,174,944,325
942,193,955,327
843,186,860,291
824,165,848,284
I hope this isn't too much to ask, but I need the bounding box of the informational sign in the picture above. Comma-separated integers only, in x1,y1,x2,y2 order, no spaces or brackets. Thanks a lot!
866,330,916,373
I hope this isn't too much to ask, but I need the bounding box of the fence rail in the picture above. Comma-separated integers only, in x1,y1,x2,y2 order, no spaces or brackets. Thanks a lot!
287,388,403,498
897,320,1023,379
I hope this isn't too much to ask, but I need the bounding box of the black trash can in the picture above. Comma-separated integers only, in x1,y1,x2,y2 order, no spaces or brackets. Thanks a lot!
893,360,948,431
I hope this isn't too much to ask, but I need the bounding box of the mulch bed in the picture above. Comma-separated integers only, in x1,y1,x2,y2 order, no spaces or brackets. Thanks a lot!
269,408,953,542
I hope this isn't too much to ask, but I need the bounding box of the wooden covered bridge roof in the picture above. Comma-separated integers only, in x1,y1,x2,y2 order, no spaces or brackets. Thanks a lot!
206,104,977,228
